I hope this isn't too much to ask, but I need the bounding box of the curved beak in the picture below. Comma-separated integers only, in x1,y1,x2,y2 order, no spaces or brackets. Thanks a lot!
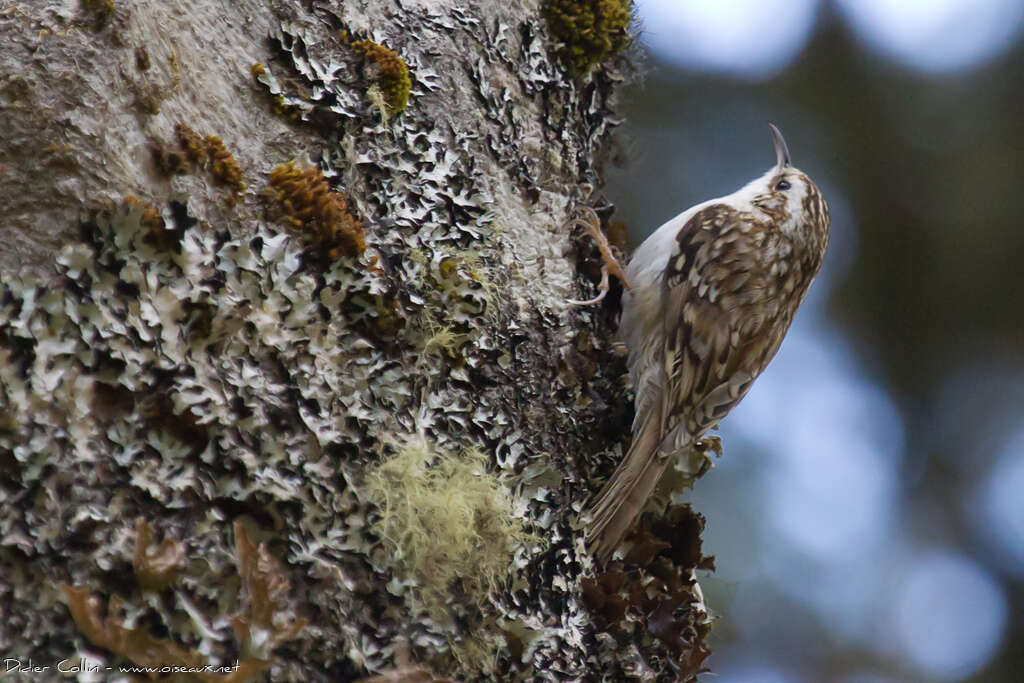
768,123,791,169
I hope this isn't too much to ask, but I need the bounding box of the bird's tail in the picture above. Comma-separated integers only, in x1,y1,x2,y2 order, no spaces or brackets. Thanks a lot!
584,410,670,563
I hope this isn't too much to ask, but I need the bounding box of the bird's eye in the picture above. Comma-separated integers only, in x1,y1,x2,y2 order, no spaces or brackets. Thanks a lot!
775,180,791,191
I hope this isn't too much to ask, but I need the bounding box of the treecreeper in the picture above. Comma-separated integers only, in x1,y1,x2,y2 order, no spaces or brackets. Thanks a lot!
580,124,831,563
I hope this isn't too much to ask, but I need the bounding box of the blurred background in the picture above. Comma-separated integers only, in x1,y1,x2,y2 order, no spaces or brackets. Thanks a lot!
604,1,1024,681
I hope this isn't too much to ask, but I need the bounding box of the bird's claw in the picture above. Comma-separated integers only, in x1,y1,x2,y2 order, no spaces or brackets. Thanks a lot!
567,206,631,307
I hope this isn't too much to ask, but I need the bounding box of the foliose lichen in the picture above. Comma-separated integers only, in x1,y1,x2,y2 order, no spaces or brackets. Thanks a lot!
132,518,186,591
250,62,305,121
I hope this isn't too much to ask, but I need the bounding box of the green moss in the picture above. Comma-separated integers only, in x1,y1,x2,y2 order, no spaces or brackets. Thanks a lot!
265,161,366,263
543,0,632,73
135,46,151,71
81,0,115,31
363,439,527,615
352,39,411,117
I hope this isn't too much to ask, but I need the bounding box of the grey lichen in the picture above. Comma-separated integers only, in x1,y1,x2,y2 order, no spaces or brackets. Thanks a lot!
0,2,711,681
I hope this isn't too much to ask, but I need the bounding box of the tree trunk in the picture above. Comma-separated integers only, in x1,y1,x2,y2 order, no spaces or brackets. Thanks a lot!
0,1,711,680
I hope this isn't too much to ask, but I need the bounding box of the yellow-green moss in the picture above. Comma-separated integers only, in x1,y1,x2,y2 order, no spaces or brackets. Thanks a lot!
352,39,411,116
363,439,527,615
266,161,366,262
543,0,632,73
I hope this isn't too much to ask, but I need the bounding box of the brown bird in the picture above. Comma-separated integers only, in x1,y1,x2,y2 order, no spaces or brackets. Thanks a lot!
585,124,830,562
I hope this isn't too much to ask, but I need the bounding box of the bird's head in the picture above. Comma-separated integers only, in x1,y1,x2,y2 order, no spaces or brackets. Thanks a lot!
737,124,830,256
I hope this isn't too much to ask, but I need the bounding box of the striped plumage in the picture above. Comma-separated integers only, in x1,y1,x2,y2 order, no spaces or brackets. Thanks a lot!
586,125,830,562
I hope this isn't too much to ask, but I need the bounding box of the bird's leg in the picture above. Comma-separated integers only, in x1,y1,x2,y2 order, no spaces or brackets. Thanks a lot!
568,206,632,306
568,262,611,306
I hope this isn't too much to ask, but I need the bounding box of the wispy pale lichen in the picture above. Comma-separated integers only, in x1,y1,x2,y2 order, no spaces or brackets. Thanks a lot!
363,439,529,614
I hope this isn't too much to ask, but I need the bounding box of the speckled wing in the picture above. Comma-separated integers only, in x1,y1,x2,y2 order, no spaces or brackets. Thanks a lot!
587,204,776,561
660,204,778,447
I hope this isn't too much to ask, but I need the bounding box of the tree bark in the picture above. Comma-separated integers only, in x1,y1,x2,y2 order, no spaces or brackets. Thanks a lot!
0,1,711,680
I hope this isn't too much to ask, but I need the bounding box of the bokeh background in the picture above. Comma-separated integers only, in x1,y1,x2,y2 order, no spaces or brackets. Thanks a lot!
603,1,1024,681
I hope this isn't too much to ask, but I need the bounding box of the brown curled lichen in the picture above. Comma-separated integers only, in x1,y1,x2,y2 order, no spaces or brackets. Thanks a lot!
266,161,366,262
580,505,714,677
61,584,211,671
61,585,271,682
61,520,305,680
133,518,186,592
231,521,309,655
352,39,411,115
205,135,246,195
543,0,632,73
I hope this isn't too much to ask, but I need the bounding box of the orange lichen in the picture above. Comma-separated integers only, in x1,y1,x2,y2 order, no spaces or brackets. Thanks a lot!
352,39,411,115
205,135,246,195
168,50,182,89
122,195,176,250
133,85,164,115
174,123,206,167
230,521,308,657
266,161,366,262
133,518,186,592
164,125,246,200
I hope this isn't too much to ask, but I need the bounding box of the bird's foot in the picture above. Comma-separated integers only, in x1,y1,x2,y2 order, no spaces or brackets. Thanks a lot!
567,206,631,306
